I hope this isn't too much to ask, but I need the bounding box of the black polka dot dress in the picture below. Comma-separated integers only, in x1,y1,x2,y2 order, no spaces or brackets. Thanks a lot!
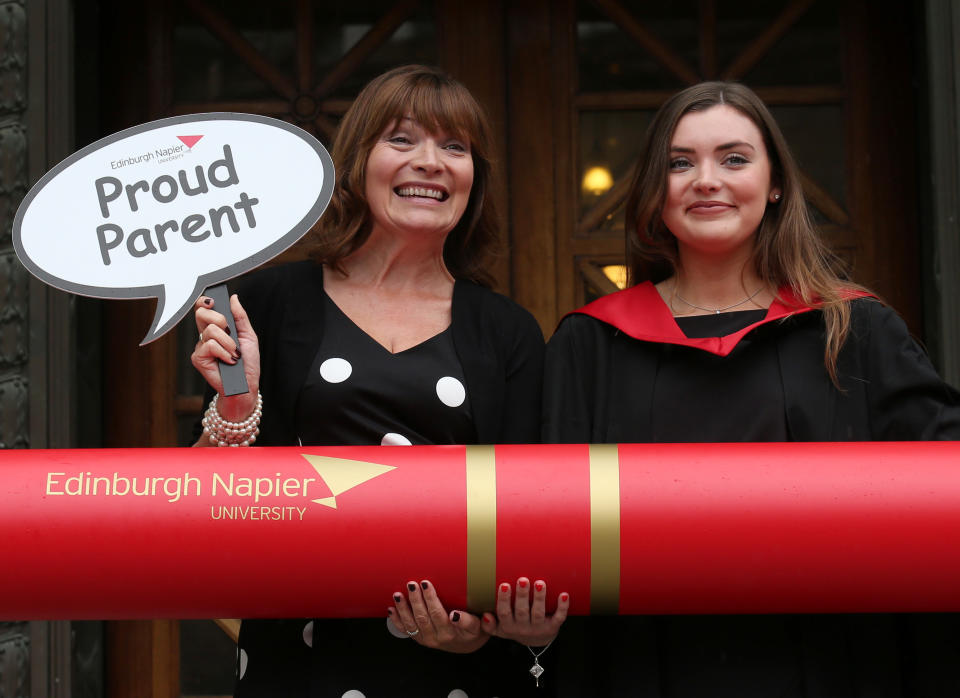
235,293,541,698
295,293,477,447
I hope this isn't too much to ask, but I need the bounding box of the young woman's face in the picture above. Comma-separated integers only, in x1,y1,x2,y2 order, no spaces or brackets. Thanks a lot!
661,104,780,261
364,116,474,241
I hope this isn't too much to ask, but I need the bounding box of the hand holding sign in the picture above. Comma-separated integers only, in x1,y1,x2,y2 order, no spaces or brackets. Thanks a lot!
191,289,261,402
13,113,334,346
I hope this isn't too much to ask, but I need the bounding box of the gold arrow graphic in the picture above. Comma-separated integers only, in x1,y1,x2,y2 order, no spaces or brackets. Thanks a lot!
301,454,396,509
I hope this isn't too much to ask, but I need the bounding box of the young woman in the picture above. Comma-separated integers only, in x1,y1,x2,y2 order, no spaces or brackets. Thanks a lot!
544,81,960,696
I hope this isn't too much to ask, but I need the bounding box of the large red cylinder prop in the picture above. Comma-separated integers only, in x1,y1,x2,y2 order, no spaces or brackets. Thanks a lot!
1,443,959,620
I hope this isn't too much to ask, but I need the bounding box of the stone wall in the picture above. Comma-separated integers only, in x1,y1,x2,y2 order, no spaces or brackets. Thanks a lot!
0,0,28,451
0,2,33,696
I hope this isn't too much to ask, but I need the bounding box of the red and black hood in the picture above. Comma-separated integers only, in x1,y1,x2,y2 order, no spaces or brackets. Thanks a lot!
570,281,826,357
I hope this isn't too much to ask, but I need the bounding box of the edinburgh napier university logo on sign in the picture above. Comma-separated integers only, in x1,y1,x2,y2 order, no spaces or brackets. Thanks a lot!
42,454,396,522
108,134,205,172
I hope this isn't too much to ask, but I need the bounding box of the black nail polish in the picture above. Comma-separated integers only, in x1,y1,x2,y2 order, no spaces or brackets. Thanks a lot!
202,298,213,307
452,611,460,622
421,581,429,590
407,582,417,592
393,592,403,602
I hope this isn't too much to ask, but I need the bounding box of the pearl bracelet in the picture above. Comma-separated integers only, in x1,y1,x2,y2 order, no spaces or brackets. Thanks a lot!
202,391,263,447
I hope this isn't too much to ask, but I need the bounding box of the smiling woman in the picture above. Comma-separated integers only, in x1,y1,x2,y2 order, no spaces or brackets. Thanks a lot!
363,115,474,245
662,105,779,278
188,65,568,698
542,80,960,697
310,64,499,288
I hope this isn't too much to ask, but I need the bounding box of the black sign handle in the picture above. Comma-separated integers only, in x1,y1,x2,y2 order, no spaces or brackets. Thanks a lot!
203,283,249,396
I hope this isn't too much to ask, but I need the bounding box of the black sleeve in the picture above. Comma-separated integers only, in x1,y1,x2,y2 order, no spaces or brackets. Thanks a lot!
495,305,545,444
542,314,600,444
859,300,960,440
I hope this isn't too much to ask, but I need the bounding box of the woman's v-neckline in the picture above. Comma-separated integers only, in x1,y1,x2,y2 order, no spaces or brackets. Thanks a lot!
323,290,452,355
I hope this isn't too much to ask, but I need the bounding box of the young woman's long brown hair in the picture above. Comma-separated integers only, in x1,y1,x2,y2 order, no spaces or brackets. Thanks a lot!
624,81,869,383
309,64,500,288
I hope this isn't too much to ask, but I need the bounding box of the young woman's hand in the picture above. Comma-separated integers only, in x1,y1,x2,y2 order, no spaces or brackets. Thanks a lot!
482,577,570,647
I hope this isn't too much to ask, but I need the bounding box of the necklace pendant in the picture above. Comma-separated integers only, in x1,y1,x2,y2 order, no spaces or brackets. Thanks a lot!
530,660,544,687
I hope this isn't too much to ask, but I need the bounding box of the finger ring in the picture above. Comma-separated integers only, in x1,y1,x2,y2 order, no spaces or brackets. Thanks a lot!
406,628,420,637
198,329,205,343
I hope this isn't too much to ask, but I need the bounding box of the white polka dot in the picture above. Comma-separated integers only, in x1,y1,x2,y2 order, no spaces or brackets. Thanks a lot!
436,376,466,407
238,648,248,680
302,620,314,647
386,615,408,639
319,357,352,383
381,432,412,446
448,691,469,698
342,692,366,698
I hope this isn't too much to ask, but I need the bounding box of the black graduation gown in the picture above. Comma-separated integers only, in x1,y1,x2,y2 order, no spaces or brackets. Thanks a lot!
542,282,960,698
544,282,960,443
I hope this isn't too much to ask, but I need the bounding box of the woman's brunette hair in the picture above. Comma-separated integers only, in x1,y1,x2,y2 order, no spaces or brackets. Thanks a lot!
309,64,499,287
624,81,869,383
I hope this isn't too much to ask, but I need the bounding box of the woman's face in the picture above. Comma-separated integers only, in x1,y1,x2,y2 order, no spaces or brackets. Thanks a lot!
660,104,780,261
364,116,474,241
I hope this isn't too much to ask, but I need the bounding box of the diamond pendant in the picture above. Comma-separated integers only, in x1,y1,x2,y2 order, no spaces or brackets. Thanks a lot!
530,660,544,687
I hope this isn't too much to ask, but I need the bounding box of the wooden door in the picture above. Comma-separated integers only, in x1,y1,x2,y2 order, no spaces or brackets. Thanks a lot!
506,0,921,335
97,1,924,695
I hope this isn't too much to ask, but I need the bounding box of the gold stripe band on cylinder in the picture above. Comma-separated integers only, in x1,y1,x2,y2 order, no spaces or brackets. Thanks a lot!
465,445,498,612
590,443,621,614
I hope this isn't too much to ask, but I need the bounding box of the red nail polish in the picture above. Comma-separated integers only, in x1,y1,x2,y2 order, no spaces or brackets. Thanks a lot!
500,583,509,592
483,613,494,623
518,579,528,589
560,593,569,602
535,581,544,592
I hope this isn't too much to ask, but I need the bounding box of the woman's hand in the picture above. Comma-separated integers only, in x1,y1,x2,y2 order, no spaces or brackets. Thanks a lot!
482,577,569,647
388,580,489,654
190,294,261,427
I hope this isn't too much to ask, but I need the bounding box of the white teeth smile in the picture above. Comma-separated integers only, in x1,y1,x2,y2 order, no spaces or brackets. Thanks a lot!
396,186,446,200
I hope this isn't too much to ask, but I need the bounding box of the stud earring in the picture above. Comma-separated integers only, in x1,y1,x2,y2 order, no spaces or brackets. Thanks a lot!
773,193,781,201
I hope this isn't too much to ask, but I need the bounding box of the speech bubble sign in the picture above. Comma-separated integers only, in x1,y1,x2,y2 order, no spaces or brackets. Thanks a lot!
13,113,334,344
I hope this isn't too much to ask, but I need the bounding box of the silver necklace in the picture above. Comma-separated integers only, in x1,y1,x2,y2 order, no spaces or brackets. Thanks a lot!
527,638,554,687
673,286,763,315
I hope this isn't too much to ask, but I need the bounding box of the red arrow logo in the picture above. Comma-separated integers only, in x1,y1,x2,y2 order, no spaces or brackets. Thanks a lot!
177,135,203,149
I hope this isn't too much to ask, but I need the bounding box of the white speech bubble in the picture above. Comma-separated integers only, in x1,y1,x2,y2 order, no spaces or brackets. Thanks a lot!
13,113,334,344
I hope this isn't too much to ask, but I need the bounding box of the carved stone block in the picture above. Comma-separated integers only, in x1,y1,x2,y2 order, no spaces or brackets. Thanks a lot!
0,2,27,116
0,375,27,449
0,622,30,698
0,253,27,370
0,124,27,245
